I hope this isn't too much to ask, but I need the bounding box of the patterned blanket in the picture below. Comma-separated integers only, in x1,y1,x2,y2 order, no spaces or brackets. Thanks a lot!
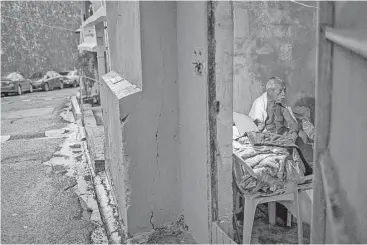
234,132,312,197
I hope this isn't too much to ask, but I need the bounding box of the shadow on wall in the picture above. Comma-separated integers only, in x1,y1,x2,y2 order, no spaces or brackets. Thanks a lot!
293,95,315,124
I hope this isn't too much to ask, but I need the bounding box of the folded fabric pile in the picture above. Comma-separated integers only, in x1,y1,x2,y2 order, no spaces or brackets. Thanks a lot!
235,132,310,197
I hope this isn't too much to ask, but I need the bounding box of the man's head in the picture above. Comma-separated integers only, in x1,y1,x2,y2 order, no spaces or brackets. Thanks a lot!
266,77,286,103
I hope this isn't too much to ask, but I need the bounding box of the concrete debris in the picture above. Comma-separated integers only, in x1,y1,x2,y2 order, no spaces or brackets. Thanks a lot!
124,216,196,244
45,129,66,137
42,107,108,244
69,143,82,149
1,135,11,143
125,231,154,244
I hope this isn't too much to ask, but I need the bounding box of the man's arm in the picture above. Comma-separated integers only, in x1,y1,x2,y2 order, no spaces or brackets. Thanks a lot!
283,106,300,135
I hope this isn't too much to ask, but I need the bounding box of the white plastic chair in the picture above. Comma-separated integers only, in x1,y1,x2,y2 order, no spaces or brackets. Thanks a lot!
233,151,310,244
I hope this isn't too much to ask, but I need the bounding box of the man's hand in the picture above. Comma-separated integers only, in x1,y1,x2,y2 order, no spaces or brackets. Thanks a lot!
283,106,300,134
257,122,265,132
253,119,265,132
289,131,298,142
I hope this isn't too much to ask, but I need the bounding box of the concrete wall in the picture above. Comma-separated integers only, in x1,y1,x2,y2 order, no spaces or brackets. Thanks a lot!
105,1,181,236
100,81,129,225
104,2,235,243
177,2,210,243
326,1,367,242
106,1,142,88
233,1,317,119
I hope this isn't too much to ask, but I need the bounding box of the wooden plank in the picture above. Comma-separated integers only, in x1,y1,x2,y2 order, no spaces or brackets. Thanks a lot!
325,27,367,59
311,1,334,244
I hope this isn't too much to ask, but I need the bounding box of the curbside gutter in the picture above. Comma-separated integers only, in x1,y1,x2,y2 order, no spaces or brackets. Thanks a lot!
70,95,123,244
82,141,124,244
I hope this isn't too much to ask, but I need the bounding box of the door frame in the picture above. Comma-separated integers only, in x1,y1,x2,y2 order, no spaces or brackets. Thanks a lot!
206,1,235,243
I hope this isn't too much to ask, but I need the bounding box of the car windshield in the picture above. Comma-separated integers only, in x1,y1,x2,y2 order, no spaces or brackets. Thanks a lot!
59,72,69,76
30,72,44,79
5,73,17,80
46,72,55,77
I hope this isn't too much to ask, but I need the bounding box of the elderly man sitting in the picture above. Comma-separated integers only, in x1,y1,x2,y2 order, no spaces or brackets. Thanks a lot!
248,77,300,141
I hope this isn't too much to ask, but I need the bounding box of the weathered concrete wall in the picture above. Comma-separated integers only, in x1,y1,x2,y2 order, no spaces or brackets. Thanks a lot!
326,1,367,242
105,1,181,236
100,81,129,227
233,1,317,119
177,2,210,243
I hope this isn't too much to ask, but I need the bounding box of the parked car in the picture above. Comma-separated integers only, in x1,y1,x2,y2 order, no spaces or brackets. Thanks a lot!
58,71,69,76
1,72,33,96
58,71,69,79
61,70,80,88
29,71,64,91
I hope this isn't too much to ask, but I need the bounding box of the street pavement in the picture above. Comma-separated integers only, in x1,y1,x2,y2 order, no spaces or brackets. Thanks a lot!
1,88,107,244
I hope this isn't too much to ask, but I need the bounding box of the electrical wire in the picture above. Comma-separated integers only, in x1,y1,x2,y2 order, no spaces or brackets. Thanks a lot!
1,15,79,32
289,0,319,9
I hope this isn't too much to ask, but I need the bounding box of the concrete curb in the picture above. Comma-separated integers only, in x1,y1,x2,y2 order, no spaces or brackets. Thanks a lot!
71,95,123,244
82,141,123,244
71,96,82,121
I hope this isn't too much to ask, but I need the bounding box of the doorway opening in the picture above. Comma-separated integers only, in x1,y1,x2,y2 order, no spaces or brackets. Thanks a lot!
211,1,318,244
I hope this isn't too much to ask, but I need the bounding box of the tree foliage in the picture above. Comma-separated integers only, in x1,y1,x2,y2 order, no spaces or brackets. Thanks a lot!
1,1,81,77
76,50,97,79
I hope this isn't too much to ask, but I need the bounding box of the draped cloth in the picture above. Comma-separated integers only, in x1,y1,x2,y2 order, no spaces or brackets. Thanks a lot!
234,132,313,197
